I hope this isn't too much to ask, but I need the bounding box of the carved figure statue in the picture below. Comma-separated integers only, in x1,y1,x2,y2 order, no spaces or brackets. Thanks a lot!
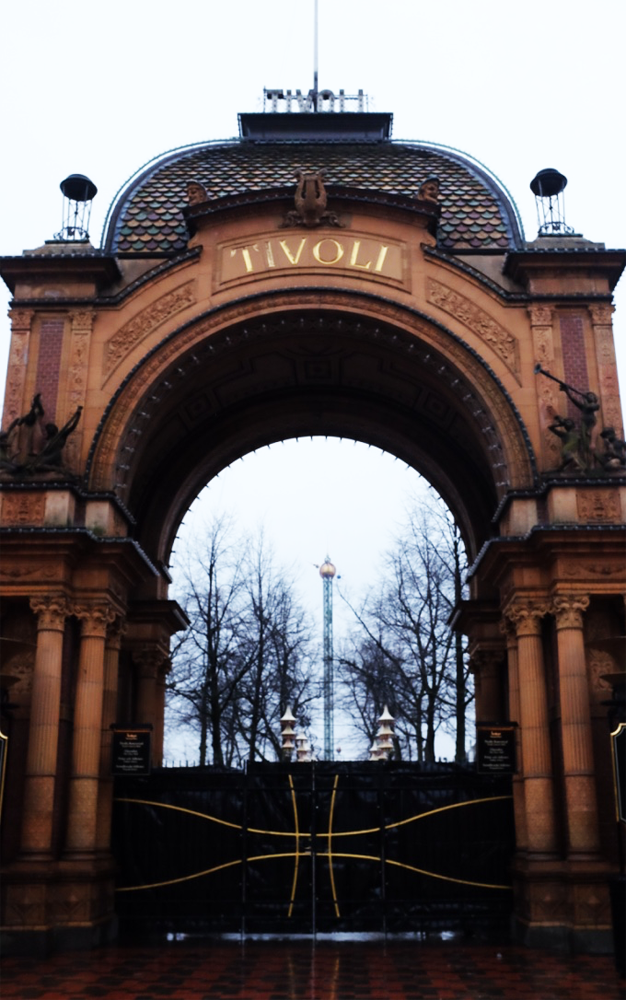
559,385,600,466
27,407,83,471
294,169,327,226
280,168,343,229
548,415,584,471
535,365,606,473
418,176,440,203
597,427,626,470
0,395,82,477
186,181,208,206
6,393,46,464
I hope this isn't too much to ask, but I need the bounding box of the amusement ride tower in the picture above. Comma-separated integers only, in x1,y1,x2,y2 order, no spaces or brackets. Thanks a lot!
318,557,337,760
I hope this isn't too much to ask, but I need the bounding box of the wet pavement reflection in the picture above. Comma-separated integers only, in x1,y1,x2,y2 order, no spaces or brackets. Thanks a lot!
1,936,624,999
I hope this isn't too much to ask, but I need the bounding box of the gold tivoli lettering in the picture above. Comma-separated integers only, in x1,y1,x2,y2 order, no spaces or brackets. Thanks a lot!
223,235,402,284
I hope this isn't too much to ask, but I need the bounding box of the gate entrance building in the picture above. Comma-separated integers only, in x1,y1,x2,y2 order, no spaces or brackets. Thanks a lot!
0,92,624,954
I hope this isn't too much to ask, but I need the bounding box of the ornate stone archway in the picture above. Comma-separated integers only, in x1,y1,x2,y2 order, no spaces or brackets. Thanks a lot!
0,104,624,953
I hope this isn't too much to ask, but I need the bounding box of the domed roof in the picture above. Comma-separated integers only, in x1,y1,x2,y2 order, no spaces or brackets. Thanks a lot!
103,134,524,255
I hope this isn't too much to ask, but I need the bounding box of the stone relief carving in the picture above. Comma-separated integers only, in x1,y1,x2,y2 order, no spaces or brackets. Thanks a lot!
576,490,621,522
426,278,520,378
3,309,34,426
1,493,46,525
104,281,196,380
280,169,343,229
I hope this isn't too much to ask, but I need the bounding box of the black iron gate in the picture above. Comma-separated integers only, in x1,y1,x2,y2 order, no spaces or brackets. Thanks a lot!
112,762,514,937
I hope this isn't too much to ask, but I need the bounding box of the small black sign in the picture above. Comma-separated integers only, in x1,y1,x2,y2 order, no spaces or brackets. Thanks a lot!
612,723,626,824
112,728,152,776
476,725,516,775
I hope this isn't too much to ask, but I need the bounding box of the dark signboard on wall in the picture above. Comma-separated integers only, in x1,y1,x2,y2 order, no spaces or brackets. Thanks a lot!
112,728,152,776
476,725,516,775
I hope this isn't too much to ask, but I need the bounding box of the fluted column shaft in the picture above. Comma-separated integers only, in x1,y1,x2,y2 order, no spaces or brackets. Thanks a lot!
21,596,68,857
501,619,527,853
471,650,503,722
553,594,600,857
153,658,170,765
65,603,115,856
135,648,164,764
506,601,557,856
95,619,124,853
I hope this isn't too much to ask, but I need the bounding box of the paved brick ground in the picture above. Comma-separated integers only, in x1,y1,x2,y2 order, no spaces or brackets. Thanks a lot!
2,939,624,999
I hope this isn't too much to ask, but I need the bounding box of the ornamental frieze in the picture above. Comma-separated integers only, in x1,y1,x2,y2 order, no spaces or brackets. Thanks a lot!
426,278,520,380
217,233,405,287
104,281,196,381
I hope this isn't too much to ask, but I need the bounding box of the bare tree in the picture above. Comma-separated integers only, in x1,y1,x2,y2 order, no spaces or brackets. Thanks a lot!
168,519,315,765
338,496,473,762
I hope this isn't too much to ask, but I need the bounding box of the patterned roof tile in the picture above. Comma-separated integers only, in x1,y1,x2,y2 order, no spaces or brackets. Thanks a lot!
104,140,522,254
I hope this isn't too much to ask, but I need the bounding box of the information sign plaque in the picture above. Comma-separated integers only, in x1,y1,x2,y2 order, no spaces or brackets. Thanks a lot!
112,728,152,776
476,725,516,775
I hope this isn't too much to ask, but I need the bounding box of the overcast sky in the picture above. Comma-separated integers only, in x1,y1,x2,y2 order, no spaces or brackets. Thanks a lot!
1,1,624,757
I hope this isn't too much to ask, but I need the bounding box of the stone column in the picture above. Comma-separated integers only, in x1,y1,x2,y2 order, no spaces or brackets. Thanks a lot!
471,649,503,722
552,594,600,857
505,600,557,857
153,657,171,765
501,617,527,853
64,603,115,857
134,647,166,766
21,595,68,858
95,617,125,853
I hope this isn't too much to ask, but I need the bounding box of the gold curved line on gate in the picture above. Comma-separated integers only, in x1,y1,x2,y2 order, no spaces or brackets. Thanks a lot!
116,857,243,892
115,797,307,837
116,852,303,893
317,852,511,890
317,794,513,838
327,774,341,917
287,774,300,918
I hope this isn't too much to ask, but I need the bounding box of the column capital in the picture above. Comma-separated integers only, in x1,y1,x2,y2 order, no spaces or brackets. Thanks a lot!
8,308,35,334
134,646,168,679
73,603,117,638
527,304,554,326
69,309,95,335
552,594,590,630
588,303,614,326
105,616,127,650
29,594,69,631
504,599,551,637
469,649,503,677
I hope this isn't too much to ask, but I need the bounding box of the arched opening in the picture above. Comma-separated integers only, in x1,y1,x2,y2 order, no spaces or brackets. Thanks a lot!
163,437,472,766
90,302,535,580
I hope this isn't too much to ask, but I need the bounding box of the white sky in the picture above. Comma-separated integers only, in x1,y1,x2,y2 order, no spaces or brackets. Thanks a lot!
1,1,625,758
